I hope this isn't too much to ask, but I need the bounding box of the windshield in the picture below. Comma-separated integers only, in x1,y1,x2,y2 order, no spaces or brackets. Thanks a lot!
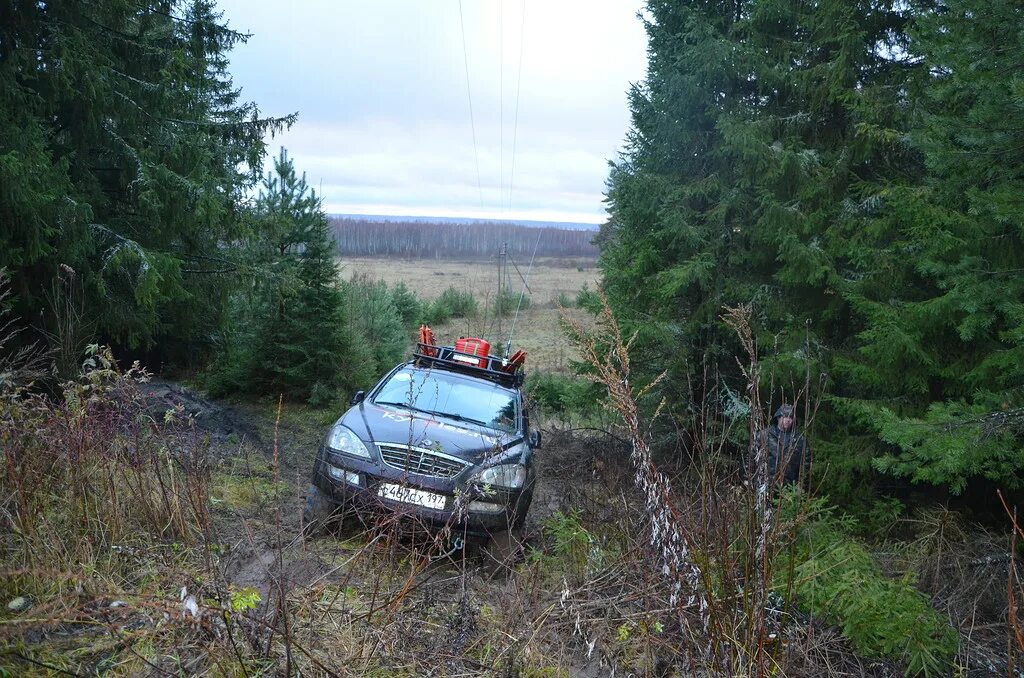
373,367,519,434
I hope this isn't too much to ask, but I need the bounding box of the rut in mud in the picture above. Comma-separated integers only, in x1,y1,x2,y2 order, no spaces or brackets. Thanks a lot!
141,380,644,673
6,376,956,676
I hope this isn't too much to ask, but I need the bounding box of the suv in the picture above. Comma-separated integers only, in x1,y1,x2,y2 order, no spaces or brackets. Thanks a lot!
304,341,539,545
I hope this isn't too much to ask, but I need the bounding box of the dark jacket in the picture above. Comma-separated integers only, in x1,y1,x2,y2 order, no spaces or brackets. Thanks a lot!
750,405,811,485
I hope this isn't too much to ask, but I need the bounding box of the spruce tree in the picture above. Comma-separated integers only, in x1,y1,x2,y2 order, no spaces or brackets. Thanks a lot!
245,150,349,402
604,0,1024,499
602,0,923,497
0,1,294,360
601,1,748,410
836,0,1024,492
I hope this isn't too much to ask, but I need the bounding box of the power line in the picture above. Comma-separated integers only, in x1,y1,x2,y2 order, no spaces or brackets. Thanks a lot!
499,1,525,268
505,229,541,357
499,0,503,216
508,0,526,211
458,0,484,210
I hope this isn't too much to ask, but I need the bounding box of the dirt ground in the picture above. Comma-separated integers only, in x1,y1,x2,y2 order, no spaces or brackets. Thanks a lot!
135,380,633,675
172,257,603,597
4,378,638,675
9,382,1001,675
124,384,917,678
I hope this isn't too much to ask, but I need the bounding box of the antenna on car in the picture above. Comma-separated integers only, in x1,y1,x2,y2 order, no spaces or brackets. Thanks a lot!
492,240,528,351
503,230,541,358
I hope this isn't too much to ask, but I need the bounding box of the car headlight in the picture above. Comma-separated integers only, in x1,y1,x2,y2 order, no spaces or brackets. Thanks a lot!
326,425,371,459
475,463,527,489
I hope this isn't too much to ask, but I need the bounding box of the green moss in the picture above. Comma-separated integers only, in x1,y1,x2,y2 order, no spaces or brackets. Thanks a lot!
210,473,288,510
522,667,571,678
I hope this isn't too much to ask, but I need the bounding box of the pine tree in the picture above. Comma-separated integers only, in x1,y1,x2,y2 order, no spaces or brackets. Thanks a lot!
602,0,922,497
0,1,294,360
291,213,349,404
837,0,1024,492
341,274,407,379
390,282,423,326
244,150,349,402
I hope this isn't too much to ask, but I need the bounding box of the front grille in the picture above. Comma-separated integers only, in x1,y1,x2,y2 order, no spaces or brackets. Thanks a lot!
377,444,469,479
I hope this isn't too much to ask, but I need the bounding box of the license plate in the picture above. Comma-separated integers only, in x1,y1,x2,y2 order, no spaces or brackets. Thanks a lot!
377,483,446,510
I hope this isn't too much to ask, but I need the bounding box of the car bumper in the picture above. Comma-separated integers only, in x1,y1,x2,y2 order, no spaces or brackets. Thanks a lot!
311,446,534,536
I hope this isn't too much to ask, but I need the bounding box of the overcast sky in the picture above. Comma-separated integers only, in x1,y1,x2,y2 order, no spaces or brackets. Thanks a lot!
216,0,648,224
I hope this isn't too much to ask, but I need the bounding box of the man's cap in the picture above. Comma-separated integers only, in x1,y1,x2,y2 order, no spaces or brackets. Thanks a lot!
774,404,795,419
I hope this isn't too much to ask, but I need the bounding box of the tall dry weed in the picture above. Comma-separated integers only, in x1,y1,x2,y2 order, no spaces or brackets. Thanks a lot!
1,345,210,595
561,294,824,675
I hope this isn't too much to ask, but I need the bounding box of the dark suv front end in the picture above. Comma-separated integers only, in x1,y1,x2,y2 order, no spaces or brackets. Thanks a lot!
308,358,538,537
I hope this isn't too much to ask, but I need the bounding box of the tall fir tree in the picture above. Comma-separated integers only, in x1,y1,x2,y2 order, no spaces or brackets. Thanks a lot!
835,0,1024,493
236,150,351,402
0,0,294,361
604,0,1024,500
601,0,925,497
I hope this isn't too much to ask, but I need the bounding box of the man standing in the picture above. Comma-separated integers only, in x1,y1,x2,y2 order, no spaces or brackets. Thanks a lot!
751,404,811,486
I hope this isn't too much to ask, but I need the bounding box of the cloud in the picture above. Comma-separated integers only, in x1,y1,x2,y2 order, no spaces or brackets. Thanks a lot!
218,0,647,223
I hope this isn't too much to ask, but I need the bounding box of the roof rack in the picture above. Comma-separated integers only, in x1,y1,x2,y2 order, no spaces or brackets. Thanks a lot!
412,342,526,388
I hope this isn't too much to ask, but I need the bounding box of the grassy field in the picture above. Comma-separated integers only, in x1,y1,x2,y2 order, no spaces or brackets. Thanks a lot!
339,256,600,373
339,256,599,305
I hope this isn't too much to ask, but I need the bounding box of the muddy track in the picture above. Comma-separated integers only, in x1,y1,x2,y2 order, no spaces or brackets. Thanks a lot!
141,380,632,669
141,380,264,447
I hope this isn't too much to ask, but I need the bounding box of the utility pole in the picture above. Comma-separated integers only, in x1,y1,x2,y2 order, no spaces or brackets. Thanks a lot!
496,242,507,340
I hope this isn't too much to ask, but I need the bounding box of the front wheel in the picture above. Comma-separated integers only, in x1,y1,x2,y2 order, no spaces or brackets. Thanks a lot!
302,484,340,537
481,526,527,578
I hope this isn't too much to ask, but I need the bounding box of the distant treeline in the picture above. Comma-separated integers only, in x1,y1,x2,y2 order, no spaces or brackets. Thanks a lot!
330,218,598,259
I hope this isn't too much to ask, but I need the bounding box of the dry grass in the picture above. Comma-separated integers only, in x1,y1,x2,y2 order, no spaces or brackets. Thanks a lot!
430,306,594,374
1,335,1005,677
339,256,600,373
338,256,599,306
4,275,1010,676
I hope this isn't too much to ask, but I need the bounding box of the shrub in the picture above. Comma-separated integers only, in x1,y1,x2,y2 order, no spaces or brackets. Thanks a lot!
422,302,449,326
424,286,478,325
342,274,407,384
390,281,423,327
532,510,598,580
780,495,959,676
526,371,604,420
204,338,249,398
575,283,600,311
494,288,530,317
1,346,211,593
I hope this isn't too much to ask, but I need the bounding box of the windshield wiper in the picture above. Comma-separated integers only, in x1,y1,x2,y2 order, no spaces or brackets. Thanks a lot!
434,412,490,427
374,401,436,417
376,401,492,428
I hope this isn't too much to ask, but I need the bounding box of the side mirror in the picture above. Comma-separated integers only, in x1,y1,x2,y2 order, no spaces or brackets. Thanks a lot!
350,390,365,406
529,429,542,450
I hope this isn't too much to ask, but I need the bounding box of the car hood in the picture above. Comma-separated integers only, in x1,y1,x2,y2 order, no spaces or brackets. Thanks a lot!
338,402,522,464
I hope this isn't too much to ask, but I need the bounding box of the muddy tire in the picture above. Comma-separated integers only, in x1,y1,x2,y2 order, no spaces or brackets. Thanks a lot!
302,484,338,538
481,527,526,578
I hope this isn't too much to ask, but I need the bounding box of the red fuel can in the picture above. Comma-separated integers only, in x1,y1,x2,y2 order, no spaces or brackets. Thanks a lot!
454,337,490,367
